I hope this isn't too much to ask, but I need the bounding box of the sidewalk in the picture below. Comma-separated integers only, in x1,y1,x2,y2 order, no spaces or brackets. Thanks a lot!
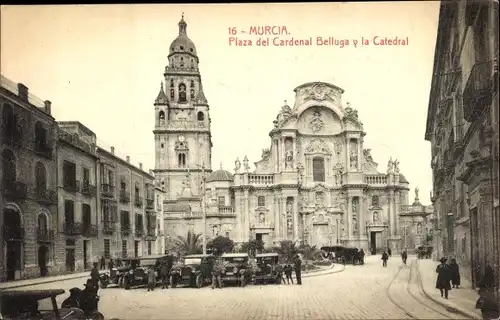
303,263,345,278
417,258,482,320
0,271,91,290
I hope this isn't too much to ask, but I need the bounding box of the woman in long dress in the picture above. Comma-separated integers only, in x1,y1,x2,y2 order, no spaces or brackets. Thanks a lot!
435,257,452,299
449,259,461,288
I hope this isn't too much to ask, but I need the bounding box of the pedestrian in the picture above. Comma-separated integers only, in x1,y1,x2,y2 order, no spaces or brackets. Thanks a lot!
381,251,389,267
294,254,302,285
100,256,106,270
449,258,461,289
387,247,392,257
108,259,114,272
212,257,223,289
401,249,408,266
275,263,285,284
284,263,293,284
90,262,100,290
61,287,82,309
147,266,156,291
435,257,452,299
359,249,365,265
160,262,169,289
476,265,499,320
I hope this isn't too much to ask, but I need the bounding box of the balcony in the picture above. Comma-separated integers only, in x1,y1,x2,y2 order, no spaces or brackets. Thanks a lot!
101,184,115,199
206,206,236,218
36,228,54,242
3,181,28,199
63,222,82,235
144,228,156,241
81,183,97,197
135,226,144,236
119,190,130,204
103,221,114,235
463,60,494,122
81,224,98,237
63,180,80,193
146,198,155,210
3,226,24,240
364,175,387,185
34,142,53,159
134,197,143,208
248,174,274,185
35,188,58,204
121,224,131,236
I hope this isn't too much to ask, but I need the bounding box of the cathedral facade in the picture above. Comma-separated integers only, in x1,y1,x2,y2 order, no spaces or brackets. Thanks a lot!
155,17,411,254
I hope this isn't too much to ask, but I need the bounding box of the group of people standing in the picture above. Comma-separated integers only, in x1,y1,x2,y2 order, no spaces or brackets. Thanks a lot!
380,248,407,267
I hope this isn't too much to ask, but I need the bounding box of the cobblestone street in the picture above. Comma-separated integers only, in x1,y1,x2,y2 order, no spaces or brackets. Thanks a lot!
3,256,472,320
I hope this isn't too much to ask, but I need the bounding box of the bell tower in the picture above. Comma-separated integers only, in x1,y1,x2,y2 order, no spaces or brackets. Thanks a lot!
153,14,213,199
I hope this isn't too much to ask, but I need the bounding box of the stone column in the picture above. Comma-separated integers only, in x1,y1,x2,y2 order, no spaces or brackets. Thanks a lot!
294,196,299,240
274,193,280,241
346,137,351,171
388,191,395,236
272,138,278,173
282,196,288,239
347,196,352,238
358,139,362,171
394,191,400,235
359,196,365,237
244,189,250,241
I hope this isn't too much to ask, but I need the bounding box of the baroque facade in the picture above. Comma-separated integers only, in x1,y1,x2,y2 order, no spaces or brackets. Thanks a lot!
158,17,413,254
425,0,499,288
399,188,434,250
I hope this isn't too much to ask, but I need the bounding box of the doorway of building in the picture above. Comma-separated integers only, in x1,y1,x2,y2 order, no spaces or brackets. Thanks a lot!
370,231,377,255
38,245,49,277
83,240,90,270
470,207,480,287
134,241,139,257
65,248,75,272
4,207,22,281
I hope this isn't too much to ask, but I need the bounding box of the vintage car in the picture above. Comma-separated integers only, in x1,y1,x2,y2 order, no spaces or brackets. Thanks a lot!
0,289,91,320
416,246,433,259
220,252,253,287
99,257,137,288
253,253,282,285
169,254,216,288
121,255,171,290
320,246,345,262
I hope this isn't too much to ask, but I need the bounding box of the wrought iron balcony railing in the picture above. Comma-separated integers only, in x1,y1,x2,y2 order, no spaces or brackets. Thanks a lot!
81,183,97,197
135,227,144,236
36,228,54,242
134,197,143,208
121,224,131,235
119,190,130,204
103,220,114,234
463,60,495,122
3,180,28,199
35,188,57,204
3,226,24,240
1,124,23,147
101,184,115,198
82,224,98,237
146,198,155,210
63,180,80,193
63,222,82,235
34,142,53,159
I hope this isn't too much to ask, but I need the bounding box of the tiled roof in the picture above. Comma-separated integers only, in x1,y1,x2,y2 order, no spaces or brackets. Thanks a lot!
206,169,234,182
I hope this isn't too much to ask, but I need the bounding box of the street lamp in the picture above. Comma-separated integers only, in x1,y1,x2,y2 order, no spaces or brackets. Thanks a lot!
197,163,208,255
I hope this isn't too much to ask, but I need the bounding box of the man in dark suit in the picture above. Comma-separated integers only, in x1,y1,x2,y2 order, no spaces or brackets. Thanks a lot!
294,255,302,285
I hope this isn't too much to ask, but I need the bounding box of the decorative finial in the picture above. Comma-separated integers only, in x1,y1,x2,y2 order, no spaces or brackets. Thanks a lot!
284,100,287,105
182,12,184,19
160,81,164,92
220,162,223,170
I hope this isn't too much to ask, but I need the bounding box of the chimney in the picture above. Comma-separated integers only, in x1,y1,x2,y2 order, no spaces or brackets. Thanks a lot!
126,156,130,162
139,163,143,170
110,146,115,155
44,100,52,114
18,83,28,100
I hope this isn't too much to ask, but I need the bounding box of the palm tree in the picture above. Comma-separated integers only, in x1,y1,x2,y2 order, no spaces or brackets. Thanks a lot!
173,230,203,256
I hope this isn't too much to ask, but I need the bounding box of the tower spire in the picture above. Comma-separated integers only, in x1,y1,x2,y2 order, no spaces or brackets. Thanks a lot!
178,13,187,35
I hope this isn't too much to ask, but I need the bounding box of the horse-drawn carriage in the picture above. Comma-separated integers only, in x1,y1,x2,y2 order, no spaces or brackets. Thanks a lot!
416,245,433,259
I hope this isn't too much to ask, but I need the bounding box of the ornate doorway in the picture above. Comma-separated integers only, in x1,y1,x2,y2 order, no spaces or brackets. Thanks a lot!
4,206,23,281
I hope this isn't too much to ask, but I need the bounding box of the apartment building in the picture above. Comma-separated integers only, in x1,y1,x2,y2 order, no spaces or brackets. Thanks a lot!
1,75,58,281
56,121,99,273
154,182,166,255
96,146,156,259
425,0,498,287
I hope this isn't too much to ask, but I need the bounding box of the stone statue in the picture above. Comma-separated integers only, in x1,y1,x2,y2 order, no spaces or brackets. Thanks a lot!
415,187,419,200
259,213,265,224
261,149,271,161
373,211,379,222
352,200,357,213
335,167,343,185
285,150,293,168
243,155,250,172
234,157,241,172
315,192,323,206
363,149,373,162
350,151,358,169
309,109,324,133
286,201,293,214
387,157,394,174
394,159,400,173
287,218,293,229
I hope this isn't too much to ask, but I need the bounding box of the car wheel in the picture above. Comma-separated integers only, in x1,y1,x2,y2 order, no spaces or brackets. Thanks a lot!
118,277,123,288
170,276,177,288
123,278,130,290
196,274,203,288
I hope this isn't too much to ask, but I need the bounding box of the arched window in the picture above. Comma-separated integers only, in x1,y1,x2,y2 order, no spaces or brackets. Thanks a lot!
158,111,165,125
35,162,47,194
178,153,186,167
2,149,16,187
34,121,47,148
372,195,379,207
178,83,187,103
170,88,174,99
312,157,325,182
190,80,194,87
180,57,184,67
38,213,48,231
257,196,265,207
197,111,205,121
170,80,174,87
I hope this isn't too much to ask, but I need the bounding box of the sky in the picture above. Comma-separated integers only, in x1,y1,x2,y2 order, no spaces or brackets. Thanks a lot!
1,2,440,205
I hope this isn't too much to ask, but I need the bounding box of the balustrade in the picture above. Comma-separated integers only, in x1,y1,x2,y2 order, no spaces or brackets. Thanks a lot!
119,190,130,203
134,196,143,208
364,175,387,185
63,222,82,235
248,174,274,185
101,184,115,198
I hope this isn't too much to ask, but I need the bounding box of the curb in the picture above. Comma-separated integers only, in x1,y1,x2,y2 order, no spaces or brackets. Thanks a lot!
0,274,90,290
415,260,481,320
303,264,345,278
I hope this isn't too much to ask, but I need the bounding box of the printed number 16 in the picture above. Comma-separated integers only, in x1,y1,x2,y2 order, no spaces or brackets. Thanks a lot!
229,27,237,35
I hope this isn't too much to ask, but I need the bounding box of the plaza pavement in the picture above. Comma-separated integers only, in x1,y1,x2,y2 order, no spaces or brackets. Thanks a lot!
1,255,471,320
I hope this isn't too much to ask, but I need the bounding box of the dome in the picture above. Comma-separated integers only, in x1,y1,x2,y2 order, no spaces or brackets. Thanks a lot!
207,168,234,183
169,15,198,57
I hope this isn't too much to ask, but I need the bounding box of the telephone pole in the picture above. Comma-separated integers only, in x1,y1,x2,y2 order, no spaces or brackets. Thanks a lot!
198,163,207,254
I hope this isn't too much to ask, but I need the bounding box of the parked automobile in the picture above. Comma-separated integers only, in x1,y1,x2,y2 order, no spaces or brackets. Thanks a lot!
253,252,282,285
416,245,433,259
220,252,253,287
169,254,216,288
121,255,171,290
99,257,136,288
0,289,89,320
